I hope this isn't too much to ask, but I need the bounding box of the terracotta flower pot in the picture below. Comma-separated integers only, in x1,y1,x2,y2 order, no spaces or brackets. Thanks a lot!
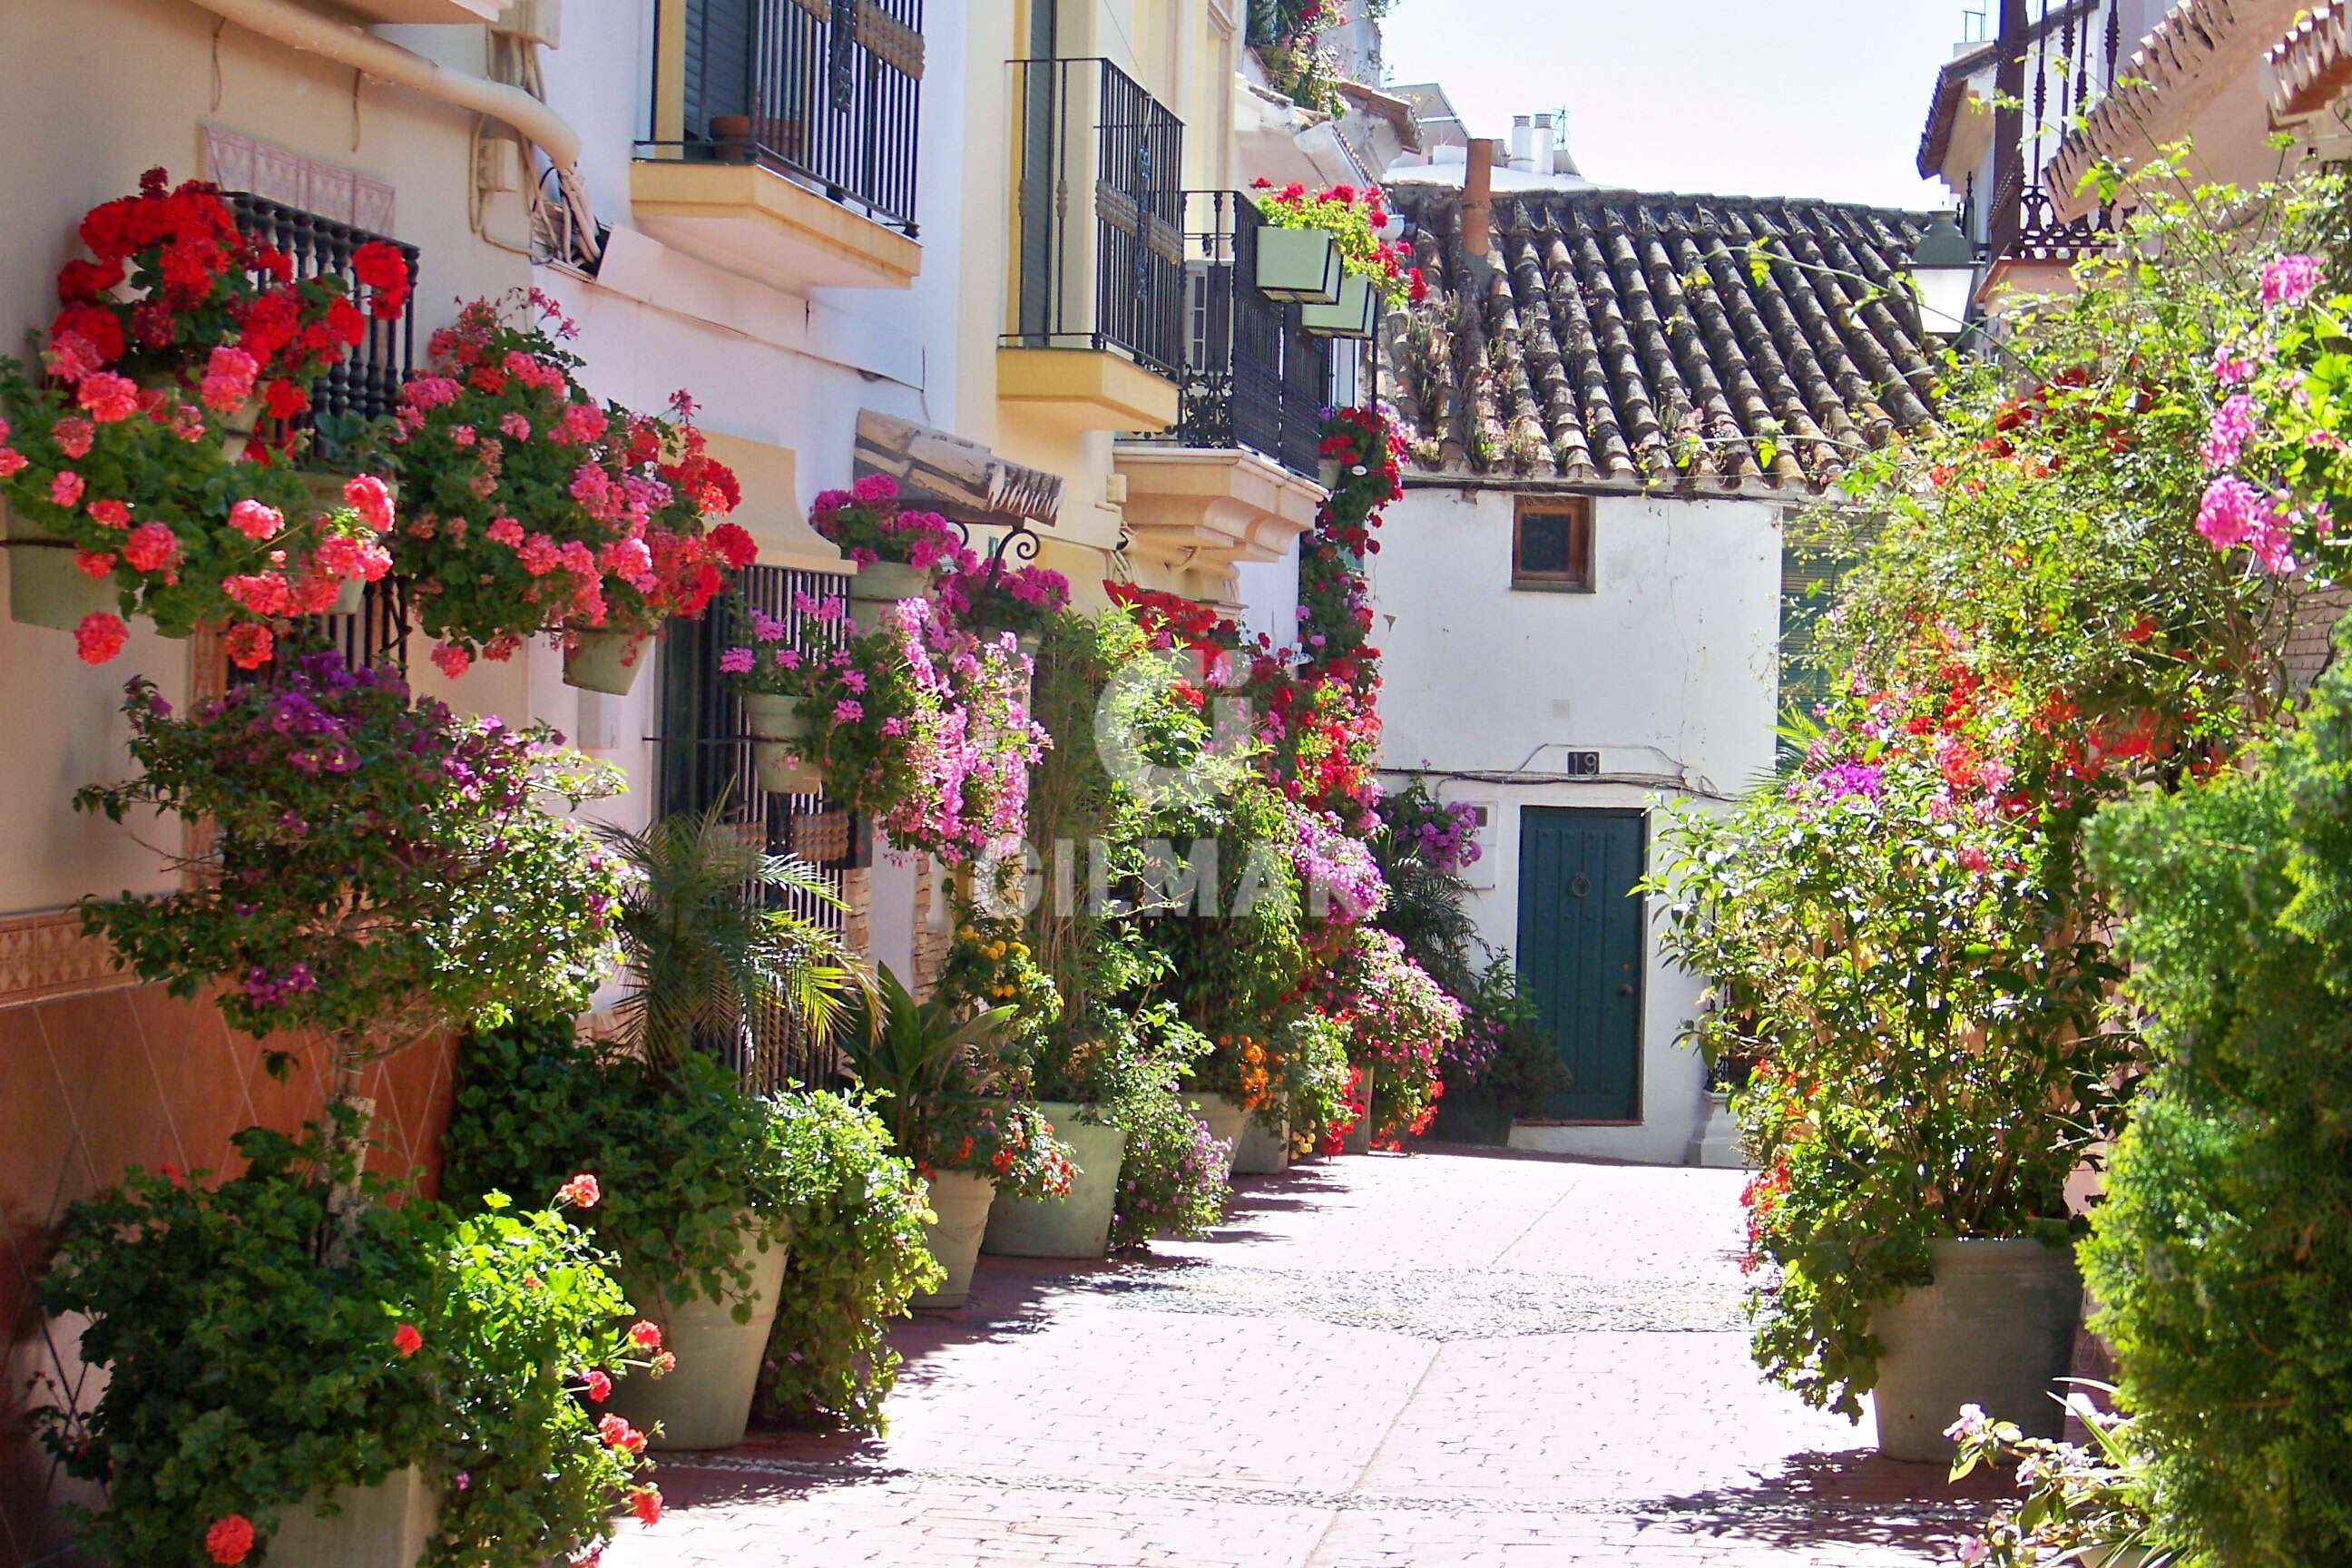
1868,1236,2083,1462
1231,1113,1289,1175
563,630,647,695
269,1466,436,1568
913,1171,996,1308
606,1213,792,1451
743,691,821,794
982,1101,1126,1259
1185,1092,1249,1181
847,560,933,633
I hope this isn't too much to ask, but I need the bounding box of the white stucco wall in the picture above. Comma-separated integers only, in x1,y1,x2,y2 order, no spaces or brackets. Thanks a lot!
1366,482,1784,1163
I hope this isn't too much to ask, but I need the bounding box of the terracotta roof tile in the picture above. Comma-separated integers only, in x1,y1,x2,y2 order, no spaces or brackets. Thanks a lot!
1386,187,1944,492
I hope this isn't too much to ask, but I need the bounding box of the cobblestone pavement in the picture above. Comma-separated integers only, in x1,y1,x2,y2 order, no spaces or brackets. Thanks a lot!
607,1148,2000,1568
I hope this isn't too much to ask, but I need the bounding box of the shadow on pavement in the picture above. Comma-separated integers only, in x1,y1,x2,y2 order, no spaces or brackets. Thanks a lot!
1629,1446,2004,1553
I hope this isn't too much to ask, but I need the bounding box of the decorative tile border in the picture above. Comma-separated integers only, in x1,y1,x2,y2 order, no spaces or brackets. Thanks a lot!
0,908,135,1010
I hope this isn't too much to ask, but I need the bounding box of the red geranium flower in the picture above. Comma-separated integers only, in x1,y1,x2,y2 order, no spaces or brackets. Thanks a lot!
204,1514,256,1566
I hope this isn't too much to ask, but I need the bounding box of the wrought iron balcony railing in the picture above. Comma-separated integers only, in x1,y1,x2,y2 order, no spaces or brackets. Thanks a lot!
1004,56,1187,378
1137,190,1329,481
226,191,418,452
641,0,925,235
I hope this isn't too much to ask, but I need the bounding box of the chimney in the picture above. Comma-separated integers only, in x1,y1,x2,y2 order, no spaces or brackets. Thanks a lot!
1530,113,1556,179
1464,136,1496,259
1509,113,1534,172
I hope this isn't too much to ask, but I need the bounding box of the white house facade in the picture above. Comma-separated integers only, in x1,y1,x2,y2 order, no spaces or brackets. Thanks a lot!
1373,170,1943,1163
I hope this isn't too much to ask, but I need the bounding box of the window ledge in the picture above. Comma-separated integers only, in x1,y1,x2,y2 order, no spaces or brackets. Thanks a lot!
629,158,921,291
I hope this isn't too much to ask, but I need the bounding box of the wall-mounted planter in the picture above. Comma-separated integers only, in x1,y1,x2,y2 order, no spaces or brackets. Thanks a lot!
847,561,933,634
744,692,822,794
4,513,117,633
564,630,649,695
1300,272,1378,340
1255,226,1343,305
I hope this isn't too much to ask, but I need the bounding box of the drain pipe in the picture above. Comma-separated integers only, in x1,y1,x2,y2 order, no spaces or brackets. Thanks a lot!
183,0,583,172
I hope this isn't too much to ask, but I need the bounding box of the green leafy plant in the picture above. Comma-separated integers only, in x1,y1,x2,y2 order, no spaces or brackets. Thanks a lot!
74,655,624,1072
838,965,1078,1200
1948,1389,2174,1568
599,801,865,1073
2079,628,2352,1565
1279,1004,1356,1154
754,1091,942,1434
34,1110,653,1568
1108,1024,1232,1252
442,1017,808,1319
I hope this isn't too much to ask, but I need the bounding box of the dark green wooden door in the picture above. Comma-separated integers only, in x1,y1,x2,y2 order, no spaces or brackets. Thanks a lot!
1516,808,1646,1121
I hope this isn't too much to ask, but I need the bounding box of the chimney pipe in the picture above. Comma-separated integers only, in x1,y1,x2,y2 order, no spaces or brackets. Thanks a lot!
1530,113,1555,179
1509,113,1534,172
1464,136,1496,259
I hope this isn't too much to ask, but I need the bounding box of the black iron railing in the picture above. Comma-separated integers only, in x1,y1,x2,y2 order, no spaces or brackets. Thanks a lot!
225,192,418,451
642,0,924,235
1145,191,1328,480
659,565,858,1092
1981,0,2122,265
1004,56,1186,377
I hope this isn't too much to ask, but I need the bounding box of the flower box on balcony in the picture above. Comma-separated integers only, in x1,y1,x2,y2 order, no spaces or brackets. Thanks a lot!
1255,227,1342,305
1300,273,1378,340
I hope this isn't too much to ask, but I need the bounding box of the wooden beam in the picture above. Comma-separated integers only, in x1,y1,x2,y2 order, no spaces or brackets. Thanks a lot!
854,409,1065,524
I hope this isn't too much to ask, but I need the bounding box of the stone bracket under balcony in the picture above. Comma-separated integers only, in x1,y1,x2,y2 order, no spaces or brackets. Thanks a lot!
1000,348,1181,434
1111,446,1326,569
629,160,922,292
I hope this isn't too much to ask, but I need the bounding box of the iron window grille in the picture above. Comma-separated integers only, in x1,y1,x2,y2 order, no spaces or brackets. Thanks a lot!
1004,56,1186,377
642,0,925,236
659,564,858,1092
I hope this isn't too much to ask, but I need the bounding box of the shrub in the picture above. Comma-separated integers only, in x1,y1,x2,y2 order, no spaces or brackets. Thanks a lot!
74,657,623,1066
35,1110,652,1568
754,1091,941,1434
1108,1011,1230,1250
441,1018,802,1317
1279,1005,1355,1152
2080,632,2352,1565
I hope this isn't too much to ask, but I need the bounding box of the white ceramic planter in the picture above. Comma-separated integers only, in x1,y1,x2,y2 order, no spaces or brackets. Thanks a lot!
982,1101,1126,1259
743,691,822,793
1231,1113,1289,1175
1255,225,1343,304
607,1214,792,1451
563,630,647,695
1185,1092,1250,1181
1300,272,1378,339
913,1171,996,1308
847,561,933,633
270,1466,436,1568
1868,1236,2083,1462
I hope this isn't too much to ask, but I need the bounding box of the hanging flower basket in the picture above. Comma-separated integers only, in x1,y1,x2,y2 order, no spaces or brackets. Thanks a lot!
1300,272,1379,340
1255,225,1343,305
4,508,118,633
564,629,647,695
847,560,935,633
743,691,822,794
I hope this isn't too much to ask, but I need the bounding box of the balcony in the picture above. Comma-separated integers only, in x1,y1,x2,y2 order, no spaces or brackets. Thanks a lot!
1115,191,1328,573
998,57,1185,432
633,0,925,291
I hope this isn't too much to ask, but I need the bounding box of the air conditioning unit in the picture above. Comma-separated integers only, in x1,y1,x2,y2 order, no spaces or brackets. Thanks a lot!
489,0,560,46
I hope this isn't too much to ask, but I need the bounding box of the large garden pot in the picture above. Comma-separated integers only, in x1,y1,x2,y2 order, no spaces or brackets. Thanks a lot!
1426,1087,1514,1147
1689,1089,1748,1169
1231,1113,1289,1175
1341,1112,1375,1155
913,1171,996,1308
270,1466,436,1568
743,692,821,794
1868,1237,2083,1463
4,509,116,632
563,630,648,695
1254,225,1343,304
847,561,933,633
982,1101,1126,1259
1185,1092,1250,1180
608,1214,791,1451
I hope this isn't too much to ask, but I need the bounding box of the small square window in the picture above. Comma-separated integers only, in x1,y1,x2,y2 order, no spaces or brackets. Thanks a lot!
1514,499,1593,591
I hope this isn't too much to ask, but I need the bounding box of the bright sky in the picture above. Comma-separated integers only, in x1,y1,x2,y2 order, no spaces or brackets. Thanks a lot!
1380,0,1965,211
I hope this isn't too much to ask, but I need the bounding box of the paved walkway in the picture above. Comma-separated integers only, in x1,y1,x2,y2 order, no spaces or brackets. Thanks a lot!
610,1149,1998,1567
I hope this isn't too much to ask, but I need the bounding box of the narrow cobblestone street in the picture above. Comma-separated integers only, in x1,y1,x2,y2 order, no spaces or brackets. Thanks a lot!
611,1149,1997,1567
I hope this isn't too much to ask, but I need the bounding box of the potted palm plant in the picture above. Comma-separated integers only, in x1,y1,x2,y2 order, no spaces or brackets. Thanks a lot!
443,804,869,1452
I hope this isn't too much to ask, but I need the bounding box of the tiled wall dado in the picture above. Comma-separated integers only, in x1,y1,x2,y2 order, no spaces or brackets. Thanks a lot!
0,911,456,1568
